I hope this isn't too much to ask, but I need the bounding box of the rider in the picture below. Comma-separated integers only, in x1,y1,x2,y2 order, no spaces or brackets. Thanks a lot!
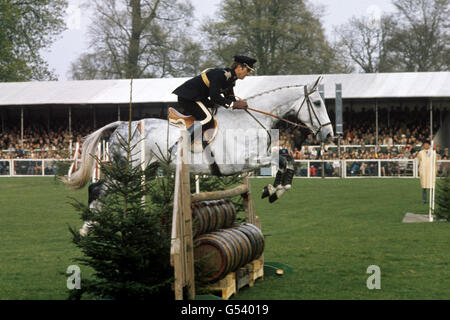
172,55,257,147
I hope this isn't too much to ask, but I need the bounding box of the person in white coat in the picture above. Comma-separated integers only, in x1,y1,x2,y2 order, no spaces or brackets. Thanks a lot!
417,140,437,204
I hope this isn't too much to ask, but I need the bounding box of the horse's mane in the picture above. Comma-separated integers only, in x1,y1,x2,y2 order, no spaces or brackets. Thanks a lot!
245,84,305,101
243,83,307,116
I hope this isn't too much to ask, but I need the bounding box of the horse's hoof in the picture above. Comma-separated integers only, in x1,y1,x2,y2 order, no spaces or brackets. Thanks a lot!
261,186,270,199
269,193,278,203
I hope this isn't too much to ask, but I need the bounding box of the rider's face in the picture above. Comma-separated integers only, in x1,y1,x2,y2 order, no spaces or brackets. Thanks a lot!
235,65,252,80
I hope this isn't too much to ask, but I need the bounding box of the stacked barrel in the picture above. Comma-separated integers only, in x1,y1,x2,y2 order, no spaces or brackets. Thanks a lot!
192,199,264,283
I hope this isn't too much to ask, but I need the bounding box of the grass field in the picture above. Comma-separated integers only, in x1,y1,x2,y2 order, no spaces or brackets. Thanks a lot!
0,177,449,300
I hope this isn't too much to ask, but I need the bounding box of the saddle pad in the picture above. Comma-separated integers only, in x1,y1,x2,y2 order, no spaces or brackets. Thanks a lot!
168,107,219,153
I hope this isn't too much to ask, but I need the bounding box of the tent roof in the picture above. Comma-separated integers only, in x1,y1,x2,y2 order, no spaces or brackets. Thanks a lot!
0,72,449,106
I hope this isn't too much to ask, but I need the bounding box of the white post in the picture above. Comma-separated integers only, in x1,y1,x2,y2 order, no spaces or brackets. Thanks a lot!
428,100,434,222
92,143,101,183
140,120,146,204
307,161,310,178
378,160,381,177
195,175,200,194
428,140,436,222
106,141,110,161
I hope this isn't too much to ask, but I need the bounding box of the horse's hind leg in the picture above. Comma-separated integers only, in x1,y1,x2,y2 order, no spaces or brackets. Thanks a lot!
79,179,107,236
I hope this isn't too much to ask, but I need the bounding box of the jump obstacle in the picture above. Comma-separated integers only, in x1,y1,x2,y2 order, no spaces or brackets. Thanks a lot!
170,130,264,300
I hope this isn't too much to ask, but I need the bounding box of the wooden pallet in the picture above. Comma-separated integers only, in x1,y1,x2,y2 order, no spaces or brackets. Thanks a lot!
205,272,236,300
203,257,264,300
236,265,251,293
248,258,264,287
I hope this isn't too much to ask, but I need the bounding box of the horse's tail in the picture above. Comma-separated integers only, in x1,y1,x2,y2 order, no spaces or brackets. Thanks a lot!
64,121,123,189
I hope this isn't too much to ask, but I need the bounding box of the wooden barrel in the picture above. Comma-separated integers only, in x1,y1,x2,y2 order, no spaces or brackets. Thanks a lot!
233,223,265,261
194,232,239,282
192,202,208,237
194,223,264,282
192,199,236,237
221,228,253,267
218,199,236,228
204,203,217,233
210,200,225,231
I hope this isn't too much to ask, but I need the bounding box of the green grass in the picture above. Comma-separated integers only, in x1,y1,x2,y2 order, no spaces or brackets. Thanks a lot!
0,178,87,300
234,178,450,300
0,177,449,299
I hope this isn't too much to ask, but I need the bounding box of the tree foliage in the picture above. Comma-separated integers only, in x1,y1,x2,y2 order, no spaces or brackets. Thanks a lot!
435,173,450,221
69,0,201,80
68,126,173,300
333,15,395,73
334,0,450,73
201,0,348,75
0,0,67,81
387,0,449,71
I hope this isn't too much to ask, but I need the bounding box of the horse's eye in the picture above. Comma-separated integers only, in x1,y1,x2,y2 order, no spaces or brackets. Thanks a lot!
313,100,321,106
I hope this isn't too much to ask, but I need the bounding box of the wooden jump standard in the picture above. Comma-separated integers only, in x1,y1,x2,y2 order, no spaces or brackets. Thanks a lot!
170,130,259,300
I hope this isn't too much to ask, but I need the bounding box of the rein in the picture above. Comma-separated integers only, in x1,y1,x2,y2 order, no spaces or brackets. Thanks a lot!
246,107,310,130
241,84,330,136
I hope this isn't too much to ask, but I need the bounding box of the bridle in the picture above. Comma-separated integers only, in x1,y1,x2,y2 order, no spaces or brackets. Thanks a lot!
294,83,332,138
235,78,333,150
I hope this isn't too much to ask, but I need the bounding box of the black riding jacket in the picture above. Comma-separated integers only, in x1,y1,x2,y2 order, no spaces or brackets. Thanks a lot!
172,68,238,108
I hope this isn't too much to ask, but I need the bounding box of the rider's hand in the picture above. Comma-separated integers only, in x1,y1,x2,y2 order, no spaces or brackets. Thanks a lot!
232,100,248,110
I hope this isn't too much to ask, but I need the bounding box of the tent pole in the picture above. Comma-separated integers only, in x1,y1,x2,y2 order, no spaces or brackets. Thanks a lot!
428,99,434,222
21,107,24,147
375,99,379,155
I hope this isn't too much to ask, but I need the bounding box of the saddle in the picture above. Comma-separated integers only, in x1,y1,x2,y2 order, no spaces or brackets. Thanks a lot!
168,107,218,152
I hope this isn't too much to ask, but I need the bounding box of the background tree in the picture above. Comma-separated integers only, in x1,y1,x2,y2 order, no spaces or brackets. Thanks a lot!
0,0,67,81
334,0,449,73
386,0,449,72
69,0,201,80
333,15,395,73
435,173,450,221
201,0,348,75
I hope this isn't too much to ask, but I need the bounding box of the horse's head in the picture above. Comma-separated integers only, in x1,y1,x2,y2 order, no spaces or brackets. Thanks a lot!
290,76,334,143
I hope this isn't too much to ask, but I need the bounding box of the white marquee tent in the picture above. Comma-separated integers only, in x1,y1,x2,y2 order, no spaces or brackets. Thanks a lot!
0,72,449,106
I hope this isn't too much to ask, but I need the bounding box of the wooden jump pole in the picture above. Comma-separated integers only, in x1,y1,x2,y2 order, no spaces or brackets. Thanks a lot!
170,130,258,300
191,184,249,202
170,130,195,300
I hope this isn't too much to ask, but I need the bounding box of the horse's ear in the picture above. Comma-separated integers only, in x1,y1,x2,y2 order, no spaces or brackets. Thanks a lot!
313,76,323,90
308,76,322,92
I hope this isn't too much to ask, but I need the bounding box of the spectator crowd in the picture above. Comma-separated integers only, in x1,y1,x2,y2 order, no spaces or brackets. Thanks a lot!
279,106,448,162
0,106,448,164
0,123,90,160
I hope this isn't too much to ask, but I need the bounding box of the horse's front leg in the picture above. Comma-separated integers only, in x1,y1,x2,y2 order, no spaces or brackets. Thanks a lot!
261,155,295,203
261,168,284,200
